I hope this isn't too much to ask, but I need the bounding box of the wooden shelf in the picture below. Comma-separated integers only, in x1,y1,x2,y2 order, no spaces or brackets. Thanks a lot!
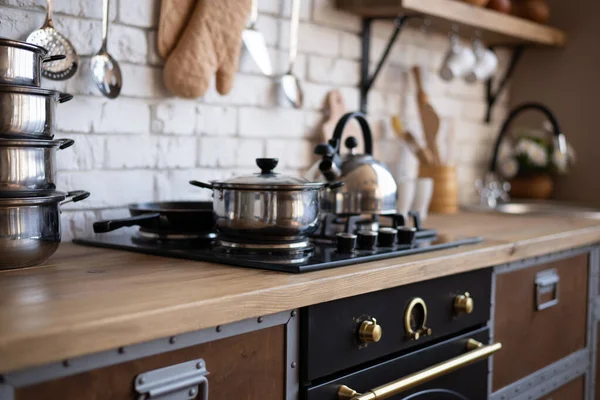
337,0,566,47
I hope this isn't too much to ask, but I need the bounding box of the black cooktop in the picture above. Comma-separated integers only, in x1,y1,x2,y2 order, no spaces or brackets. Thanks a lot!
73,234,482,273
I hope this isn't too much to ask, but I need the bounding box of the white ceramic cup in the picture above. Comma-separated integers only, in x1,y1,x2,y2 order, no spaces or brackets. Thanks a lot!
396,179,417,219
465,40,498,83
411,177,434,221
439,35,476,81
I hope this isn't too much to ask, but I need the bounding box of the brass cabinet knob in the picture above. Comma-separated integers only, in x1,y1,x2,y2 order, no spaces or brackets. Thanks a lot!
454,292,474,314
358,318,383,343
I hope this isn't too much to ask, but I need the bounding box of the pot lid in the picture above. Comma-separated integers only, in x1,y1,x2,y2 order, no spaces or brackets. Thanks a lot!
212,158,326,190
0,38,48,54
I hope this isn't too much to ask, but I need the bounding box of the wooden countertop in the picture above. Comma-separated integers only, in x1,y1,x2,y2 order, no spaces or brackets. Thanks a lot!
1,212,599,373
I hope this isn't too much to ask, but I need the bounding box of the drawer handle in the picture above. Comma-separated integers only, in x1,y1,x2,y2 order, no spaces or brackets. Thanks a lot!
535,269,560,311
337,339,502,400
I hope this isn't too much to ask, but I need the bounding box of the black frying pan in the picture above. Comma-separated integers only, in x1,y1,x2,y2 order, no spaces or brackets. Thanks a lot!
93,202,215,234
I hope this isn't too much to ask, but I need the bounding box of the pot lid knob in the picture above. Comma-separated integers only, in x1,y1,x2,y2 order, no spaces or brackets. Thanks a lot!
256,158,279,174
345,136,358,153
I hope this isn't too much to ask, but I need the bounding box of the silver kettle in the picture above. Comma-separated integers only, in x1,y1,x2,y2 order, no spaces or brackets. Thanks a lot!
316,112,397,215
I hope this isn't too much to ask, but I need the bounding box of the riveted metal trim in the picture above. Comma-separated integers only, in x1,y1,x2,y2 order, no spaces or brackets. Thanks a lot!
586,246,600,400
286,309,300,400
0,382,14,400
489,349,589,400
4,310,292,388
487,268,497,398
494,245,594,275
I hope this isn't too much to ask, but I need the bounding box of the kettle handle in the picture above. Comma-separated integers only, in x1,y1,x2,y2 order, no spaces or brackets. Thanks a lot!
331,112,373,155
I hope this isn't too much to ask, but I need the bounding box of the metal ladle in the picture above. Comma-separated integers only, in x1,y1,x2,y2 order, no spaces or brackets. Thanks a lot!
281,0,303,108
91,0,122,99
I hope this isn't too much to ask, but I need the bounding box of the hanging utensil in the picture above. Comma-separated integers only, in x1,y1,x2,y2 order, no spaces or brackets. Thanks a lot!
91,0,123,99
412,66,441,165
281,0,303,108
391,116,434,165
26,0,78,80
242,0,272,76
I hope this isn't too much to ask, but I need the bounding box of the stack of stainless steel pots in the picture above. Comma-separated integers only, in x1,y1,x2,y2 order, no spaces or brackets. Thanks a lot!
0,38,89,270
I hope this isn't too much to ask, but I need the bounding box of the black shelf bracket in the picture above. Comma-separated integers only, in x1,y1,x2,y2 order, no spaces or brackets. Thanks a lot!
360,15,421,113
485,44,526,123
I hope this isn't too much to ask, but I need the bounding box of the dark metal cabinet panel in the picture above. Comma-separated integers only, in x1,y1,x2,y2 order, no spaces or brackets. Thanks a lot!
305,327,490,400
493,254,588,391
302,268,491,381
15,326,286,400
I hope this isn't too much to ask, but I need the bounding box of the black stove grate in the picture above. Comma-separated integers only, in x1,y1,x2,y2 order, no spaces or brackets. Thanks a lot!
73,234,482,273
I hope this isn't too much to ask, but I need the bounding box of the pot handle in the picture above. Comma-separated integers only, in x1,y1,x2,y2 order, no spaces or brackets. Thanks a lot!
93,213,162,234
60,190,90,206
324,181,344,190
189,180,214,190
57,138,75,150
43,54,67,63
331,111,374,155
58,93,74,103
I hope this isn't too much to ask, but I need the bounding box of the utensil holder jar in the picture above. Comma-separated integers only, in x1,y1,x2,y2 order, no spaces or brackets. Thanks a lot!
419,165,458,214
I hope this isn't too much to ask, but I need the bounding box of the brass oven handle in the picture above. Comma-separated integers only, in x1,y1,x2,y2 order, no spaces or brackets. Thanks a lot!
338,339,502,400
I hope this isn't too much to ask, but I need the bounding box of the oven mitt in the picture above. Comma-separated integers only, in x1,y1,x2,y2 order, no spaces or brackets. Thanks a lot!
157,0,196,59
163,0,252,98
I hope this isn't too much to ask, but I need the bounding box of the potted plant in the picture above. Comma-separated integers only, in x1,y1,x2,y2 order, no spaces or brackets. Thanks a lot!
496,130,575,199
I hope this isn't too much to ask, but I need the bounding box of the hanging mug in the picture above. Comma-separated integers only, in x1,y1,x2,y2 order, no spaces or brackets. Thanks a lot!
439,34,476,81
465,39,498,83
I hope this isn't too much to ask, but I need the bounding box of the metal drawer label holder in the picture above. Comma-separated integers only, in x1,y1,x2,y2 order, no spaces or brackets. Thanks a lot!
135,358,208,400
535,269,560,311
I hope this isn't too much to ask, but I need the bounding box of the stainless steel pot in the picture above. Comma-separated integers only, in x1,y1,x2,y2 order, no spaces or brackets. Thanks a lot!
0,84,73,139
190,158,342,242
0,38,66,86
0,190,90,270
0,138,75,195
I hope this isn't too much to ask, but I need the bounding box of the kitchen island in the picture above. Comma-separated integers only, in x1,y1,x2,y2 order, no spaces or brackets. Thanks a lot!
1,212,599,399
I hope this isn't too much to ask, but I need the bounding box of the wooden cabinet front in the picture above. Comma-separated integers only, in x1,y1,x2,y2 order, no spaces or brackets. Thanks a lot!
15,325,286,400
493,254,589,391
542,376,585,400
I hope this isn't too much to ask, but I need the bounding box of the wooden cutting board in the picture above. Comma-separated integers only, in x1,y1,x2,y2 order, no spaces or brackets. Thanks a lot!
321,89,361,143
412,66,441,164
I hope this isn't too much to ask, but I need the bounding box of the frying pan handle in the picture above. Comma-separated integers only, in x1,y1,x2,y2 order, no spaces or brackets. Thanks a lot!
43,54,67,63
93,213,162,234
189,180,214,190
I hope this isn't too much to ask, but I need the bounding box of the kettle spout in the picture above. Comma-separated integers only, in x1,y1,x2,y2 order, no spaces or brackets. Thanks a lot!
319,159,341,182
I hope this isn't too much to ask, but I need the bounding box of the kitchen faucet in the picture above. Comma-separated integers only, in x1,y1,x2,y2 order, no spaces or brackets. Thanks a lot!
477,102,567,208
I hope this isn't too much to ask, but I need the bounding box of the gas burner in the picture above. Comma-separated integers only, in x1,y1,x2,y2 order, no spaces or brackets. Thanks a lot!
213,242,315,265
132,230,216,248
217,237,312,250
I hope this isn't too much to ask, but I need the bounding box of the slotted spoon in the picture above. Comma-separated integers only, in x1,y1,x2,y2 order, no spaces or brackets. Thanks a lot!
27,0,78,80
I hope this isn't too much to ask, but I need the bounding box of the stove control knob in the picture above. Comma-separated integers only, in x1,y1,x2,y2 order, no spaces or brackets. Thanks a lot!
377,228,397,247
336,233,357,253
454,292,474,314
357,230,378,250
358,318,382,343
397,227,417,246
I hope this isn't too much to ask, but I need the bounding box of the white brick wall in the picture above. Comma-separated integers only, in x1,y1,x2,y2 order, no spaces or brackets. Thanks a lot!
0,0,508,240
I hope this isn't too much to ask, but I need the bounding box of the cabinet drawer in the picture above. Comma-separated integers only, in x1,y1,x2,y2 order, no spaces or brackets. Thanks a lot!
542,375,585,400
493,254,589,391
303,268,491,380
15,325,285,400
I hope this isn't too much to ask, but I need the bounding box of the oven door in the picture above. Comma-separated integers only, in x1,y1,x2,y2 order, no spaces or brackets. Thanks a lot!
305,327,499,400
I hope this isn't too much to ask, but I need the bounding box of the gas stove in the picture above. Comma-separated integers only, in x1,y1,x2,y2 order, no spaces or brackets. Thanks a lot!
74,213,481,273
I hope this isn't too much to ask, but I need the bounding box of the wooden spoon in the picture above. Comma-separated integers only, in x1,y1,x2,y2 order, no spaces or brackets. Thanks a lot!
412,66,441,165
391,116,434,165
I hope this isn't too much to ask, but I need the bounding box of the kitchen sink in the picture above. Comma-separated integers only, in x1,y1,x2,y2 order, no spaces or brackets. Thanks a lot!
465,201,600,219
